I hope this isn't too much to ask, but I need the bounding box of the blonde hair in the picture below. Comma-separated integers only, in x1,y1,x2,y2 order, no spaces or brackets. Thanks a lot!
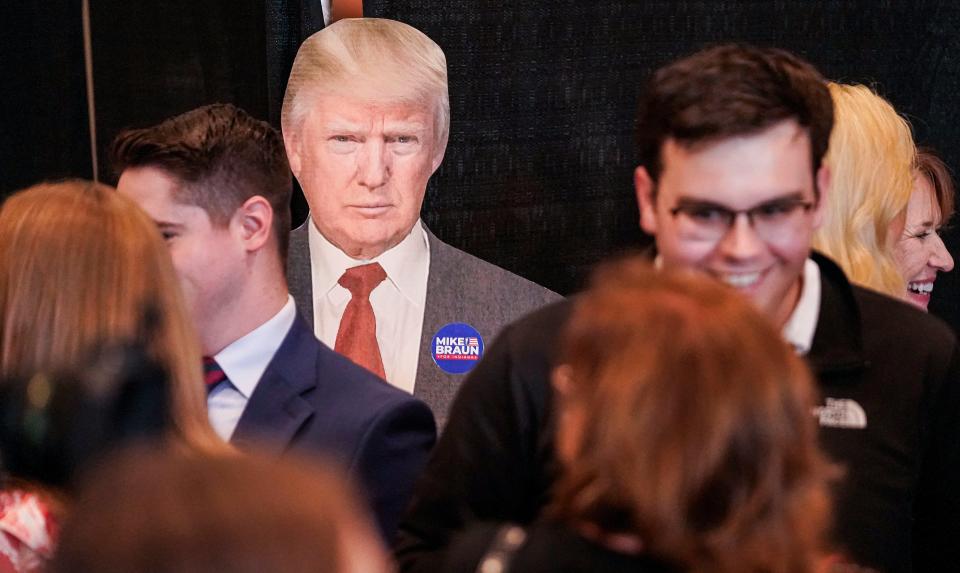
550,258,832,573
0,180,221,452
281,18,450,152
813,83,916,296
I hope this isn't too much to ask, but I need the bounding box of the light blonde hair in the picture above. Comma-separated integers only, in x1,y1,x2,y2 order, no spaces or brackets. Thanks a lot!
813,83,916,296
0,180,221,452
550,258,832,573
281,18,450,152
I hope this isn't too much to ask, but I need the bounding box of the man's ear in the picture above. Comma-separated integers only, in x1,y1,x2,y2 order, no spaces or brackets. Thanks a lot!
635,166,658,235
283,129,302,178
812,164,831,230
233,196,274,253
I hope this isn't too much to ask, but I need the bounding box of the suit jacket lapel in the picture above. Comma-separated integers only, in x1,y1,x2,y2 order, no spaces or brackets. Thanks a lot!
414,226,451,410
287,223,315,328
231,316,316,455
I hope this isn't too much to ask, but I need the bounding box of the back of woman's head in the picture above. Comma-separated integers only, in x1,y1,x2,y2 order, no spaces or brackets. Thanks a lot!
813,83,916,296
550,258,831,573
50,448,389,573
0,180,217,451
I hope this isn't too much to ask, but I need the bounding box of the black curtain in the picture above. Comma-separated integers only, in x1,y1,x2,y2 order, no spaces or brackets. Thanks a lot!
6,1,960,329
2,2,92,193
89,0,270,182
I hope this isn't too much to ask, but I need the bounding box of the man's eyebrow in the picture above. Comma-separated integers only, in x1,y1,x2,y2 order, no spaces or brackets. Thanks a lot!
154,221,183,230
674,191,807,209
674,198,729,209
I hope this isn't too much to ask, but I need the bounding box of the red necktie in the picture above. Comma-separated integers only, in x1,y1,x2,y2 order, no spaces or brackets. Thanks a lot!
202,356,227,393
330,0,362,22
335,263,387,378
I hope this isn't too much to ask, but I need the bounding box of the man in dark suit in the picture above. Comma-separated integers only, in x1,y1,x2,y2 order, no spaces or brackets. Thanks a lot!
113,103,436,540
396,45,960,573
281,18,561,429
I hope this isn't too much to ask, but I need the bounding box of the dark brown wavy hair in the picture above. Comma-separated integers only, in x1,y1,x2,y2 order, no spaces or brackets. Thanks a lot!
51,448,388,573
636,43,834,196
549,258,832,573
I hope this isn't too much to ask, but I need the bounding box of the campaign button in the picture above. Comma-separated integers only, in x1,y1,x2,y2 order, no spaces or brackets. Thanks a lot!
432,323,484,374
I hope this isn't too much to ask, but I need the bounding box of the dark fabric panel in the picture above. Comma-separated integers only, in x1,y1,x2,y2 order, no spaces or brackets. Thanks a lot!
264,0,326,229
353,0,960,330
1,2,92,193
8,1,960,331
265,0,325,126
89,0,271,184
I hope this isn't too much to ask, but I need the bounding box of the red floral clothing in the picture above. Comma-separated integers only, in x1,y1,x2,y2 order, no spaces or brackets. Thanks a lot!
0,490,57,573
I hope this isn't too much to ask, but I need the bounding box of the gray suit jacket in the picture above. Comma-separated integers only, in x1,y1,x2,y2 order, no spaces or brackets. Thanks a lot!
287,222,562,429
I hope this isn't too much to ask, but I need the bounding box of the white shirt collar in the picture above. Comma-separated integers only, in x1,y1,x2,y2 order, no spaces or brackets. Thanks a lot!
652,255,820,354
781,258,821,355
321,0,331,25
308,217,430,306
213,295,297,399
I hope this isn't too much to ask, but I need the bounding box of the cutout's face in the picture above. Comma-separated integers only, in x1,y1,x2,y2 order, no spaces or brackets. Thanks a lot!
893,174,954,310
637,120,826,328
287,93,444,260
118,166,245,346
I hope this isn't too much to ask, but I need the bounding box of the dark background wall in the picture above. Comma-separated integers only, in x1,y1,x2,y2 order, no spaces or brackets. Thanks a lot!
4,1,960,329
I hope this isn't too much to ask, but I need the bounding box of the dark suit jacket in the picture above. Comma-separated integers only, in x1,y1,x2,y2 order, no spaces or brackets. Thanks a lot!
287,222,562,429
395,253,960,573
231,314,436,541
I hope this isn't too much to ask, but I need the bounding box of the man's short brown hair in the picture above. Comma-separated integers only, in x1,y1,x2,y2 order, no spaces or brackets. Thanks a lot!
111,104,292,260
636,44,834,189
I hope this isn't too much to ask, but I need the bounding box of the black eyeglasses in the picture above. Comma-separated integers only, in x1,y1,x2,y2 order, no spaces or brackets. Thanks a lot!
669,197,815,242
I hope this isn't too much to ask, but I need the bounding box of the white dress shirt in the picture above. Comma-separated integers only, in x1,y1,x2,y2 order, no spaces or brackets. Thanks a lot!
653,256,821,355
308,218,430,394
782,258,821,355
207,295,297,441
321,0,331,25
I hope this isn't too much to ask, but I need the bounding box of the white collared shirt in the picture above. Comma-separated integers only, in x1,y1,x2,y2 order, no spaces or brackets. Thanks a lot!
653,256,821,355
308,218,430,394
782,258,821,355
207,295,298,441
321,0,331,25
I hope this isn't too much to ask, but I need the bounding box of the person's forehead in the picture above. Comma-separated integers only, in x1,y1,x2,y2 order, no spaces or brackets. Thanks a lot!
118,167,208,221
305,90,434,124
907,177,939,219
117,166,179,204
658,122,816,205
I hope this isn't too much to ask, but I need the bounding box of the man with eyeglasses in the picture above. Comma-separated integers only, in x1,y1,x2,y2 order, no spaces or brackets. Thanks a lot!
396,45,960,573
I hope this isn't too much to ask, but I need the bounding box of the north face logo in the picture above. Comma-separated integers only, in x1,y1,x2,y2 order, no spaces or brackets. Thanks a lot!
813,398,867,429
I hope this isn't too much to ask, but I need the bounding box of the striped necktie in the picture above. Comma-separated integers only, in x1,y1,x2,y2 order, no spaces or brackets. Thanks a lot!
202,356,228,393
